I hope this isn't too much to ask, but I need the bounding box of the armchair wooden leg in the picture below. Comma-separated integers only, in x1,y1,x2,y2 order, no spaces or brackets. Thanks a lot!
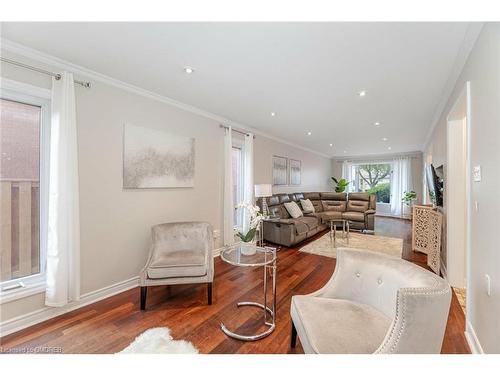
207,282,213,305
140,286,147,310
291,321,297,348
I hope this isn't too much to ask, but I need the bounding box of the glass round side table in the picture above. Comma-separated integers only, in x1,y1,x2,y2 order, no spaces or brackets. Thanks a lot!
219,242,277,341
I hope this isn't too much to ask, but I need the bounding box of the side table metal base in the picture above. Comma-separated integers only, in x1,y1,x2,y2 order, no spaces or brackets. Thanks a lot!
220,259,276,342
220,302,275,341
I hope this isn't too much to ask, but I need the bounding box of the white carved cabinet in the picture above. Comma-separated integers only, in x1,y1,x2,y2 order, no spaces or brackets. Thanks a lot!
412,205,443,275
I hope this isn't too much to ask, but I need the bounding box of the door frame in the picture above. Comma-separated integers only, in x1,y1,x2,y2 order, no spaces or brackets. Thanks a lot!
445,81,472,322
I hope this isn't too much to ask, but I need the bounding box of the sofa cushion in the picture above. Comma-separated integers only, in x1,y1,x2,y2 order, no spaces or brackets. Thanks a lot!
322,200,347,212
300,199,315,214
308,211,343,223
148,264,207,279
268,204,283,219
342,211,365,222
303,192,321,200
295,216,318,230
293,193,305,201
278,194,291,204
311,200,323,212
267,195,280,206
320,192,347,201
318,211,343,222
284,201,304,218
348,192,370,201
291,296,391,354
347,200,369,212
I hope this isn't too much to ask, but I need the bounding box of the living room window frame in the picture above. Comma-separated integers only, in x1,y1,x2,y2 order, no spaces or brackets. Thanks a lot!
0,79,51,304
349,161,393,205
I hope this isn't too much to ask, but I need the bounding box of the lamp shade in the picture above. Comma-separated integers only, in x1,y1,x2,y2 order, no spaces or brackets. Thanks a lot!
254,184,273,197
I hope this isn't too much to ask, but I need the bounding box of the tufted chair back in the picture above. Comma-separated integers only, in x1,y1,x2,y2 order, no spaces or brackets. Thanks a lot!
313,248,451,353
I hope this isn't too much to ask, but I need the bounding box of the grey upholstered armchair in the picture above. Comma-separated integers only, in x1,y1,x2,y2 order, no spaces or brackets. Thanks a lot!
139,222,214,310
290,248,451,353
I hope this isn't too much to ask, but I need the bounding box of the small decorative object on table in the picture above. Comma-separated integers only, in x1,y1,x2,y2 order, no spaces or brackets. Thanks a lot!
235,202,264,253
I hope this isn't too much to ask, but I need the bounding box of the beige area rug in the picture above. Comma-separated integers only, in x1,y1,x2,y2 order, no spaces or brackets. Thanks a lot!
299,232,403,259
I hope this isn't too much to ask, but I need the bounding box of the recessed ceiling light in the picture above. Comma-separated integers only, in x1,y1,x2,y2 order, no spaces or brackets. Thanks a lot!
270,112,276,117
358,90,367,97
184,66,194,74
374,122,381,126
307,131,312,136
343,150,347,154
388,146,392,150
329,143,333,147
382,137,388,141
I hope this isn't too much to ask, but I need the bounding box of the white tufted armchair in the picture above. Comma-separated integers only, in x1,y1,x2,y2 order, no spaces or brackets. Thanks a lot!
290,248,451,354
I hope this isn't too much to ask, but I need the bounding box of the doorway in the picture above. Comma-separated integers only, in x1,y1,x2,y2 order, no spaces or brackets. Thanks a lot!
446,82,471,317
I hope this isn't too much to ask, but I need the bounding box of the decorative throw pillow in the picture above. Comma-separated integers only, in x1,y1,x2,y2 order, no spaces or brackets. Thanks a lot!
300,199,315,214
284,201,304,219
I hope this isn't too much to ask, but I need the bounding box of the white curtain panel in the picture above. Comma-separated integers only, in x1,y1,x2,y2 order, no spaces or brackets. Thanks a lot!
223,127,234,246
46,72,81,307
242,133,254,233
341,161,353,192
390,156,413,217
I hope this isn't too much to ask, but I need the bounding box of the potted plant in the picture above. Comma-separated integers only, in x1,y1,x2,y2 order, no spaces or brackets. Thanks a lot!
402,190,417,219
234,203,263,254
331,177,350,193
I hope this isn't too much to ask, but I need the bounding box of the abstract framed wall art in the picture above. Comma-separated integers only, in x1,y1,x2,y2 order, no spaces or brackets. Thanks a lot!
123,124,195,188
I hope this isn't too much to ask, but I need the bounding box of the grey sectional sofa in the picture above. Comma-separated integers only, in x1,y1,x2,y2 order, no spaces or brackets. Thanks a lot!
261,192,376,247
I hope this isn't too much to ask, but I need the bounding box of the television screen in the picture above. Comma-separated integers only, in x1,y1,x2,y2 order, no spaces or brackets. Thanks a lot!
425,164,443,207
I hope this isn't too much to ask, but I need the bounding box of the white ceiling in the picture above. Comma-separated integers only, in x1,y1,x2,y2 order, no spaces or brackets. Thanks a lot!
1,22,471,157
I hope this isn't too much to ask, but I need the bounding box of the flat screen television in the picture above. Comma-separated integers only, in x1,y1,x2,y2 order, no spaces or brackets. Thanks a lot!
425,164,443,207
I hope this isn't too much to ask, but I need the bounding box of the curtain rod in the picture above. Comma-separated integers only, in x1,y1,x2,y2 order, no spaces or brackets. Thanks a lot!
1,57,91,88
219,124,256,138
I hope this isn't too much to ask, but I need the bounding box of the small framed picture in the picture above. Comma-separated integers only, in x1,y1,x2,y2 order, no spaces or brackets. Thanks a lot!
272,156,288,186
289,159,301,185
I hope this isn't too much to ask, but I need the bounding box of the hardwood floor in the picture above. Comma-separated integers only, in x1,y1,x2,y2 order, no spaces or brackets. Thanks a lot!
0,217,470,354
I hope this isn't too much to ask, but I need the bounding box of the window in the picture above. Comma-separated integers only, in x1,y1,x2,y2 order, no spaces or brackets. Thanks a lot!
350,163,392,204
232,145,244,229
1,81,50,298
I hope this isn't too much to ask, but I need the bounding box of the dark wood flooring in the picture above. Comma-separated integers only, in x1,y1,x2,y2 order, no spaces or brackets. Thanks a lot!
0,217,470,354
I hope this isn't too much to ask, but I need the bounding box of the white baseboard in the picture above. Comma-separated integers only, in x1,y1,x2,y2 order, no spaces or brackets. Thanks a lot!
375,213,411,220
0,276,139,338
465,320,484,354
212,247,222,257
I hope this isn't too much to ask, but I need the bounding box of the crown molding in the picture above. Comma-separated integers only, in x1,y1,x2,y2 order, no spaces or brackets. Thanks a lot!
332,150,422,162
1,38,331,159
421,22,484,152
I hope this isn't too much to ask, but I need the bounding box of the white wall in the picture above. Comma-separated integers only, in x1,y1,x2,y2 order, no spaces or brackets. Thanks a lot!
424,23,500,353
0,49,333,324
254,135,332,194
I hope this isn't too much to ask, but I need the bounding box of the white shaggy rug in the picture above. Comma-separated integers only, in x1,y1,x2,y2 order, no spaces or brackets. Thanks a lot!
299,232,403,259
119,327,198,354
